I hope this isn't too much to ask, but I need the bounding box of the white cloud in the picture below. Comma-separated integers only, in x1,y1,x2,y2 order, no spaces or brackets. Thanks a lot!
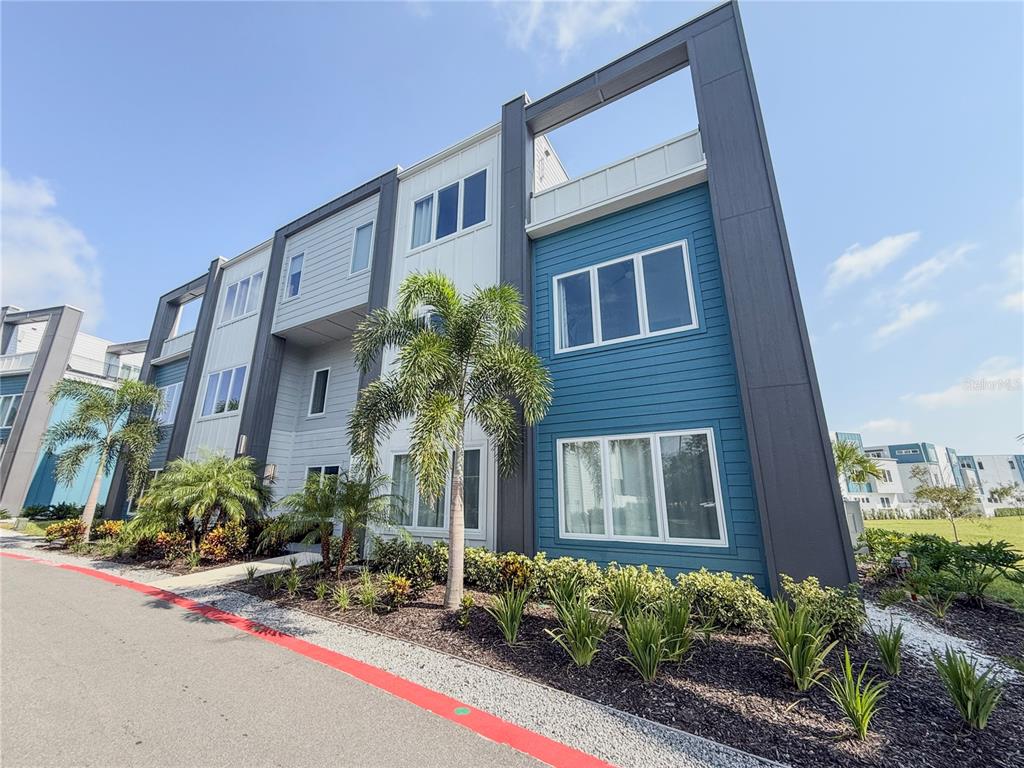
871,300,938,343
1000,252,1023,311
899,243,974,292
0,169,103,330
1002,290,1024,312
903,356,1023,409
825,231,919,294
499,0,638,60
859,418,913,440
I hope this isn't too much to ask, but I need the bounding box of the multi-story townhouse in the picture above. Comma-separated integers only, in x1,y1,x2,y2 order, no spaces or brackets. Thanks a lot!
863,441,967,504
957,454,1024,513
110,1,856,592
832,432,906,512
0,305,145,512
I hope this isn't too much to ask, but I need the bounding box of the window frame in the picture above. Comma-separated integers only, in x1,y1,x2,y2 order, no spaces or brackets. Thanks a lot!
349,221,375,275
306,367,331,418
219,271,264,325
556,427,728,548
552,240,699,355
199,365,248,418
306,465,341,480
284,253,305,300
171,297,202,338
407,166,491,254
0,394,23,428
388,446,485,535
155,381,183,426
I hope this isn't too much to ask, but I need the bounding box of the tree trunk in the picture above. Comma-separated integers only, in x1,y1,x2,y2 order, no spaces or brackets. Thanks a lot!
81,449,108,542
444,439,465,610
336,527,353,580
321,524,332,572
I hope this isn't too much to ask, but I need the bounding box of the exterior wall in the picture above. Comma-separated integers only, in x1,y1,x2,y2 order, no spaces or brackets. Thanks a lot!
532,185,768,589
183,245,271,459
150,358,189,470
272,193,379,335
959,454,1024,512
0,374,29,446
265,339,361,499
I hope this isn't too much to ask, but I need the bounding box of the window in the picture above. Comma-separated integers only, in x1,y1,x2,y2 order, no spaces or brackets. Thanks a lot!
558,428,726,545
554,241,698,353
307,465,340,480
978,461,985,470
408,169,488,250
221,272,264,323
155,382,182,426
880,497,892,509
895,449,920,456
308,368,330,416
882,469,893,483
1010,460,1016,470
286,254,304,298
351,222,374,274
174,297,202,336
390,449,483,531
0,394,23,428
200,365,247,416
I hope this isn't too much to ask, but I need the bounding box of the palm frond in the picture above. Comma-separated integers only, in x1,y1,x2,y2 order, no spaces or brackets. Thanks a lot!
397,271,462,323
348,376,409,471
353,307,422,373
409,391,462,503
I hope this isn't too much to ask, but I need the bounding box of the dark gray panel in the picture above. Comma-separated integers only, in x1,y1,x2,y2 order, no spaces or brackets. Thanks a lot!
689,15,744,84
359,169,400,388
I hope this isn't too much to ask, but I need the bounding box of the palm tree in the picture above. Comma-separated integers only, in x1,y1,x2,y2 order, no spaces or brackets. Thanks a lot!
832,440,884,485
127,454,270,548
350,272,552,609
44,379,161,541
259,470,393,576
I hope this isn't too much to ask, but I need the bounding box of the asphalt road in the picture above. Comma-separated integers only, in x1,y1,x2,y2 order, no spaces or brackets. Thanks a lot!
0,558,542,768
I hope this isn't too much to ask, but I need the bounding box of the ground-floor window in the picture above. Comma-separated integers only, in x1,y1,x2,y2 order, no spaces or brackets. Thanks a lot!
879,497,892,509
557,428,727,546
390,449,482,532
307,465,340,480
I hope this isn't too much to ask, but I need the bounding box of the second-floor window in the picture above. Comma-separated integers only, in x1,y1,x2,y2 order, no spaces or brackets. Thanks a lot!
554,241,698,353
286,254,304,298
155,382,182,426
350,223,374,274
410,169,488,250
308,368,330,416
201,365,247,416
221,272,264,323
0,394,23,428
173,297,202,336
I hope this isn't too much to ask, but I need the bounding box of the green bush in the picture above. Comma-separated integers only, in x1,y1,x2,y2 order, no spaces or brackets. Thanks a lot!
780,574,864,643
331,582,351,611
44,518,87,546
199,520,248,563
535,556,604,603
545,594,611,667
933,646,1003,729
484,586,530,646
825,648,888,739
675,568,770,632
619,611,667,682
874,621,904,676
859,528,912,568
464,546,500,591
660,592,695,663
769,598,837,691
949,540,1021,605
381,571,413,611
994,507,1024,517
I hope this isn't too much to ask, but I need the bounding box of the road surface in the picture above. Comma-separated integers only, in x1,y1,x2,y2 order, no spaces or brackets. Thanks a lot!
0,557,543,768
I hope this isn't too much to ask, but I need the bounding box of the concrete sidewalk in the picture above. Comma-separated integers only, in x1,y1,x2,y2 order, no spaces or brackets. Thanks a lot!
147,550,322,590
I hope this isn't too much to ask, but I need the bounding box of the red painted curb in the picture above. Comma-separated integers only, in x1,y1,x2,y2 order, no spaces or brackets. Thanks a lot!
1,551,614,768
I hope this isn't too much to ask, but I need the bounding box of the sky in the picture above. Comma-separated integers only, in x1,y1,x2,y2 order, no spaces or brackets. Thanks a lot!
2,1,1022,454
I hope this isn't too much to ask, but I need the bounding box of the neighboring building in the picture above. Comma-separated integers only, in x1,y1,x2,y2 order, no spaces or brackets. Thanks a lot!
0,305,145,513
958,454,1024,514
831,432,907,513
108,2,855,592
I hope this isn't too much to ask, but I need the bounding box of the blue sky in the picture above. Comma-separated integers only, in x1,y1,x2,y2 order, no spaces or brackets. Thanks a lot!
2,1,1021,453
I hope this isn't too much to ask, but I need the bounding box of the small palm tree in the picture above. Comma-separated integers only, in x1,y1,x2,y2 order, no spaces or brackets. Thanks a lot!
832,440,884,485
260,470,393,576
351,272,552,609
128,454,270,548
44,379,161,541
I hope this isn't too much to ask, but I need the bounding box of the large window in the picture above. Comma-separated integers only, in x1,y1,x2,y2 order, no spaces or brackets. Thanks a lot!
554,241,698,353
200,365,247,416
307,465,340,479
173,297,202,336
286,254,304,298
221,272,264,323
350,222,374,274
308,368,330,416
391,449,482,531
155,382,182,426
409,168,488,250
0,394,23,428
558,428,726,546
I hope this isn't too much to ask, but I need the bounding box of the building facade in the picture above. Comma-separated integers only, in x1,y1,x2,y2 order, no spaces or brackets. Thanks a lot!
0,305,145,512
107,2,855,592
957,454,1024,514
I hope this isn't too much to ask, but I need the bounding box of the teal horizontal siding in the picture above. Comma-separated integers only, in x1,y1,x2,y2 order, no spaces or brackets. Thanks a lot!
150,358,189,469
532,184,768,591
0,374,29,444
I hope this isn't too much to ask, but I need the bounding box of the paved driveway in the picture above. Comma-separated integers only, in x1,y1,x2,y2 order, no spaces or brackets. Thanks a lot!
0,557,542,768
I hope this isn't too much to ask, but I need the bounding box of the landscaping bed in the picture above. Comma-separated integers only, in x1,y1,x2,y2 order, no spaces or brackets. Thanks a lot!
237,571,1023,768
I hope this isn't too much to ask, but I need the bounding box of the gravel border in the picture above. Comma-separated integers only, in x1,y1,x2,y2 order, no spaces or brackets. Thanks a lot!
0,530,175,580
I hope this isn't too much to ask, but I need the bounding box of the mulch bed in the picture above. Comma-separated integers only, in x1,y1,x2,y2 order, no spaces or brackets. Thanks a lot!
239,573,1024,768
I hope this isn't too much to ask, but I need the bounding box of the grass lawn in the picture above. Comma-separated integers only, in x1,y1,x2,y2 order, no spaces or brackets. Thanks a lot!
0,520,49,537
865,515,1024,609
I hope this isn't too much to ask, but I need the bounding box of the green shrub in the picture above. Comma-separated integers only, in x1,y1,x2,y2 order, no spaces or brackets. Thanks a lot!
381,571,413,611
313,581,329,601
484,586,530,646
267,572,285,592
44,518,87,546
859,528,912,569
905,567,958,621
369,535,447,594
457,595,474,628
949,540,1022,605
873,621,904,676
306,560,323,581
548,571,585,619
603,566,645,628
245,565,258,583
994,507,1024,517
332,583,351,611
464,547,500,591
825,648,888,739
284,569,301,596
660,592,695,663
933,646,1004,729
780,574,865,643
154,531,190,561
675,568,770,632
535,556,604,603
199,521,247,562
619,611,666,682
495,551,537,592
356,570,377,612
545,594,611,667
768,598,837,691
878,586,906,608
185,549,202,571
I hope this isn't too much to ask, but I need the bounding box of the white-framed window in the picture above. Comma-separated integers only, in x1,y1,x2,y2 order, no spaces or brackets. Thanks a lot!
220,271,264,323
285,253,304,299
0,394,23,428
307,465,341,480
880,497,892,509
895,448,919,456
978,461,985,470
173,297,202,337
557,427,727,546
350,222,374,274
390,448,483,532
553,241,698,354
882,469,893,482
409,168,488,250
155,382,183,426
307,368,330,417
200,365,247,416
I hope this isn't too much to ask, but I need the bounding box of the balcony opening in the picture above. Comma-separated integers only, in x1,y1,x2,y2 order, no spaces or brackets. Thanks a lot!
173,296,202,338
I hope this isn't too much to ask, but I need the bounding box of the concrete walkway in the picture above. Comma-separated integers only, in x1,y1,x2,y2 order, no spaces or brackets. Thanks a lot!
147,550,322,590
